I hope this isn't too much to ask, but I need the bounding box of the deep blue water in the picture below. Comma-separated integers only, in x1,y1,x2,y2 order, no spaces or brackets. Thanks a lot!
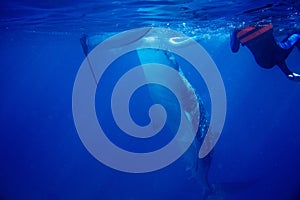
1,0,300,200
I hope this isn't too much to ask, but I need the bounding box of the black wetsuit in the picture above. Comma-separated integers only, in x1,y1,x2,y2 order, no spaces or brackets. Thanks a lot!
231,24,300,79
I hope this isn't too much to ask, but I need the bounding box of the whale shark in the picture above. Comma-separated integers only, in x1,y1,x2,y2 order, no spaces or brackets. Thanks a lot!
80,31,215,199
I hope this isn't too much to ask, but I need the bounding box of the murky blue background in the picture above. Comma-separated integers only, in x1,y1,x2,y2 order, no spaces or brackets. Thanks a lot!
1,0,300,199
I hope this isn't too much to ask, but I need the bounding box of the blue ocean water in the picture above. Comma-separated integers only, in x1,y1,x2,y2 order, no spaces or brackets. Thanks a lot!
1,0,300,199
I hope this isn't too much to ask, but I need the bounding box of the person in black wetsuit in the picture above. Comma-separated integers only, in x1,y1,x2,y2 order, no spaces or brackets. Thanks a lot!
231,24,300,82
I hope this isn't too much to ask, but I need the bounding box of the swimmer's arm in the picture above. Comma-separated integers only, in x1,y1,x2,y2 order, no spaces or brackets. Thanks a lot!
230,29,240,53
277,61,293,77
277,61,300,82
